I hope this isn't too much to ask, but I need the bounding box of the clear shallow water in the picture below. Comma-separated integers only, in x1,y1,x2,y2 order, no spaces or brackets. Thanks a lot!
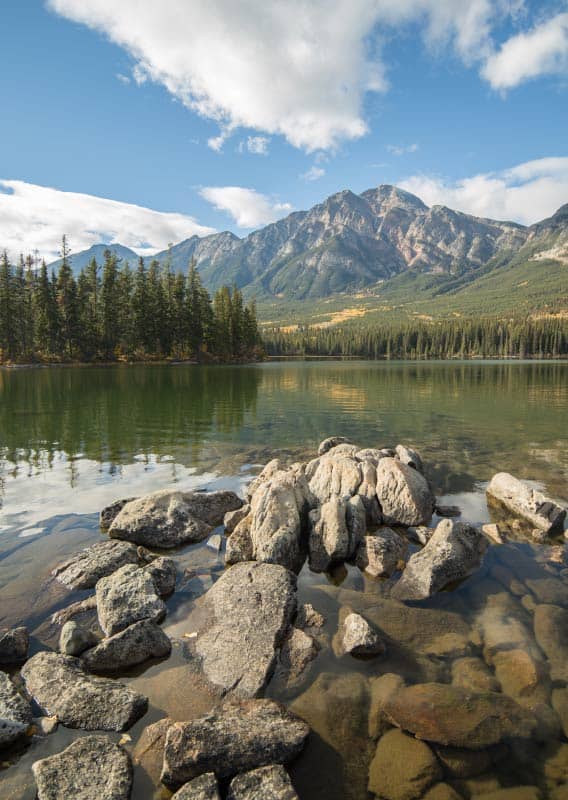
1,361,568,799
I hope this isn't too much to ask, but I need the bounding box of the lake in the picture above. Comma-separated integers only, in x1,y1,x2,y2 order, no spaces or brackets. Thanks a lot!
1,361,568,799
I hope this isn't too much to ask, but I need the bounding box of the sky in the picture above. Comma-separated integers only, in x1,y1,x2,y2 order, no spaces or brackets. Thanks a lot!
1,0,568,261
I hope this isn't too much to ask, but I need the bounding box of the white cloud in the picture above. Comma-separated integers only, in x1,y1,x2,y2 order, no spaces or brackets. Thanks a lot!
399,157,568,225
0,179,215,262
199,186,293,229
116,72,130,84
483,12,568,90
47,0,526,152
301,166,326,182
387,142,419,156
245,136,270,156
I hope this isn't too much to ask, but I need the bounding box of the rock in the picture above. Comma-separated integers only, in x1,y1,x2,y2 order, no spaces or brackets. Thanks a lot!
52,540,140,590
206,534,223,552
308,495,364,572
295,603,324,629
434,745,492,778
227,765,298,799
96,563,166,636
161,699,309,787
392,519,487,601
21,651,147,731
375,458,434,527
526,576,568,606
479,790,542,800
479,595,539,665
32,735,132,800
552,688,568,738
407,526,435,545
225,516,254,564
493,648,547,701
82,619,171,673
272,628,318,691
224,505,250,534
451,657,500,693
435,505,461,518
482,523,508,544
368,728,442,800
357,458,382,525
109,489,243,548
33,715,58,736
309,453,362,504
533,604,568,681
196,562,297,698
337,612,385,657
422,785,463,800
51,596,98,626
355,527,406,578
132,717,173,785
172,773,221,800
246,459,284,502
145,556,177,596
0,670,32,749
395,444,424,473
317,436,352,456
487,473,566,534
384,683,536,748
0,626,29,665
356,448,391,464
100,497,137,529
59,621,98,656
368,673,405,739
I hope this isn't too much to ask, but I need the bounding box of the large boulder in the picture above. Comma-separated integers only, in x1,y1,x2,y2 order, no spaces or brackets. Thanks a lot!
308,453,362,504
486,473,566,534
21,651,147,731
96,563,166,636
161,699,309,787
196,562,297,698
0,670,32,749
392,519,487,601
32,735,132,800
375,458,434,527
384,683,535,748
368,728,442,800
109,489,243,548
82,619,171,673
0,626,29,665
227,765,298,799
99,497,137,529
308,495,365,572
172,774,221,799
51,540,140,590
356,528,406,578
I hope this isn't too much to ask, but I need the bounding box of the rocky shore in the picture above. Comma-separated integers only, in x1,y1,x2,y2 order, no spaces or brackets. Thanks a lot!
1,437,567,799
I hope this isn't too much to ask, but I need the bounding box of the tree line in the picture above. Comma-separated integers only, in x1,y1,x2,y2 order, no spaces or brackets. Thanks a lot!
263,316,568,359
0,238,260,363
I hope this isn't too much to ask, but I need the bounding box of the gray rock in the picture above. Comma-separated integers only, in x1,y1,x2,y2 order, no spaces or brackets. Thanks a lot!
356,527,406,578
395,443,424,473
406,526,435,545
295,603,325,629
375,458,434,527
225,516,254,564
161,699,309,787
59,621,98,656
145,556,177,596
100,497,137,529
0,670,32,749
308,494,365,573
224,504,250,534
338,612,385,657
21,651,147,731
196,562,297,698
32,735,132,800
487,472,566,534
245,459,284,503
272,627,318,691
33,715,58,736
435,505,461,518
392,519,487,601
228,765,298,799
0,626,29,665
96,563,166,636
317,436,352,456
52,540,140,590
206,534,223,552
356,448,390,465
172,773,221,799
109,489,243,548
82,619,171,673
309,453,362,504
357,458,382,524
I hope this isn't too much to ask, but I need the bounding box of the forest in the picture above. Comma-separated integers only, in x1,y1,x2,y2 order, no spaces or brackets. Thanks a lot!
0,239,261,364
263,315,568,359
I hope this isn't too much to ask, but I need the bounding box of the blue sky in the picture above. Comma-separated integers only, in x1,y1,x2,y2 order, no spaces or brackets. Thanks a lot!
1,0,568,260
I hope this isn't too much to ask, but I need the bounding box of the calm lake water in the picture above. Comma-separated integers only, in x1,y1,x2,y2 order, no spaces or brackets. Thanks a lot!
1,361,568,799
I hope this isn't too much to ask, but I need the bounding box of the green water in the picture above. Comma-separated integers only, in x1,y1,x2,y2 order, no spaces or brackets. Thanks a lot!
1,361,568,799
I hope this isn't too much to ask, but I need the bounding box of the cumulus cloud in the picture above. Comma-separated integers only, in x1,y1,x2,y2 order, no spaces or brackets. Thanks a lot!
301,166,326,182
399,157,568,225
387,142,419,156
47,0,527,152
483,12,568,90
0,179,215,262
199,186,293,229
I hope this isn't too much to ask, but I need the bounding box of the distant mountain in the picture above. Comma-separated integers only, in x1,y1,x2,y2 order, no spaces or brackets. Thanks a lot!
48,243,138,275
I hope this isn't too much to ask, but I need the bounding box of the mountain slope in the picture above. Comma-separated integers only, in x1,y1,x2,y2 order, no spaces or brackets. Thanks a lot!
49,243,139,275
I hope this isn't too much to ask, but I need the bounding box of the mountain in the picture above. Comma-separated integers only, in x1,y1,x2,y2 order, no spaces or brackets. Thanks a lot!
49,243,138,275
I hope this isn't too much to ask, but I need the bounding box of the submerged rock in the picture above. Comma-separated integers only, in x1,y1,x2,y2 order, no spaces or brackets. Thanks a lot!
0,626,29,665
32,735,132,800
109,489,243,548
355,527,406,578
196,562,297,698
375,458,434,527
534,604,568,682
96,563,166,636
384,682,535,749
295,603,325,630
172,773,221,800
487,473,566,534
82,619,171,673
21,651,147,731
392,519,487,601
0,670,32,749
368,673,405,740
368,728,442,800
52,540,140,590
272,627,318,692
161,699,309,787
227,765,298,799
336,611,385,657
59,621,98,656
451,657,500,694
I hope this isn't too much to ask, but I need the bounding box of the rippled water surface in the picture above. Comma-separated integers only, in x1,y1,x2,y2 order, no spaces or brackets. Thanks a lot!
1,361,568,799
